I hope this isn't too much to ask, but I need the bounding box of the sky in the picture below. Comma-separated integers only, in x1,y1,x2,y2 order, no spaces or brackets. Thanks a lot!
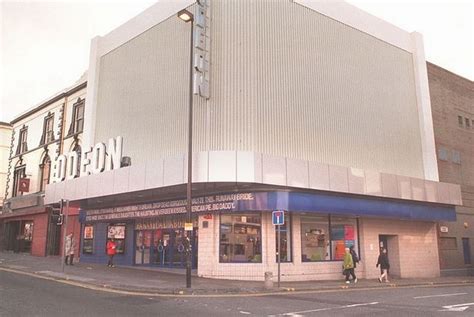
0,0,472,123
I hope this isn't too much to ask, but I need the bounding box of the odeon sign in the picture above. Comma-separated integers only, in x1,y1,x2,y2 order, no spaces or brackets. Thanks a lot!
51,136,123,183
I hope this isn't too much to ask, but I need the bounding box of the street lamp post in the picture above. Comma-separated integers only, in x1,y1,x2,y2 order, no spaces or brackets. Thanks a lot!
177,8,194,289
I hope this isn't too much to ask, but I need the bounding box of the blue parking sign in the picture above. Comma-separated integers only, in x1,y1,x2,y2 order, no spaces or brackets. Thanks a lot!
272,210,285,225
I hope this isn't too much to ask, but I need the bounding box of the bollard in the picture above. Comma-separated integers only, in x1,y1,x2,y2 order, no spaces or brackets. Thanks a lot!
264,271,274,289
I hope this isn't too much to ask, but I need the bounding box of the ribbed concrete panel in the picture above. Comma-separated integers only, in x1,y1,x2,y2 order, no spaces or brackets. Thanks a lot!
94,15,194,166
208,0,423,178
93,0,424,180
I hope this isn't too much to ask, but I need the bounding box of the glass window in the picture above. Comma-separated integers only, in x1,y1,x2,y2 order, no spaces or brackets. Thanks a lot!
74,103,84,133
458,115,464,127
438,147,449,161
465,118,471,128
219,213,262,263
12,166,26,197
452,150,461,164
275,214,292,262
39,155,51,191
439,237,457,250
44,115,54,143
301,215,330,261
16,128,28,154
83,224,94,254
330,216,358,261
107,224,126,254
73,144,81,176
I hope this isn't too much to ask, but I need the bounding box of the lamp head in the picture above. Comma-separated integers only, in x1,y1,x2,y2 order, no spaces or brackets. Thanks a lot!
177,9,193,22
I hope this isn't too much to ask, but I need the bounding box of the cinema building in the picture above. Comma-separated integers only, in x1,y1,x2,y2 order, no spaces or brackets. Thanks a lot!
44,0,462,281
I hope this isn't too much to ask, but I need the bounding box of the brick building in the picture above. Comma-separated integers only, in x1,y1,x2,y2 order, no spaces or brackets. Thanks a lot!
1,76,86,256
429,62,474,275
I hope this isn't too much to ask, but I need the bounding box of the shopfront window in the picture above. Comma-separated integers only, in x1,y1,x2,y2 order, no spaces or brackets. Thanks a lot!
330,216,358,260
107,224,126,254
83,225,94,254
301,214,359,262
301,215,330,261
275,215,292,262
219,213,262,263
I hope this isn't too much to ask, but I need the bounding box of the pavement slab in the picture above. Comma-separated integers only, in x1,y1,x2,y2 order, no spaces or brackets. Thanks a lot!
0,251,473,296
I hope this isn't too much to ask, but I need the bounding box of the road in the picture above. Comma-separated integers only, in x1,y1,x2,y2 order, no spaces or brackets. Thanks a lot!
1,270,473,316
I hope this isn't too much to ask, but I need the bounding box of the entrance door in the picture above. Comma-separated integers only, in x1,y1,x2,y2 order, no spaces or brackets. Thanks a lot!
379,235,389,254
135,230,152,265
164,229,186,268
463,238,471,265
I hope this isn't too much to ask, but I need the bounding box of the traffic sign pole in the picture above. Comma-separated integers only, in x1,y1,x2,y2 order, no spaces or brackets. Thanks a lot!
277,223,281,288
272,210,284,288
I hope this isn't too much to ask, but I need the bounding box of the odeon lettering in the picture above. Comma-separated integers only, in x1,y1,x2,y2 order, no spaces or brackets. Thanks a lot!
51,136,123,183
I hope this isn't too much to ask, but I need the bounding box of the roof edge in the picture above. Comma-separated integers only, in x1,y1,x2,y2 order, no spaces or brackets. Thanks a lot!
11,81,87,125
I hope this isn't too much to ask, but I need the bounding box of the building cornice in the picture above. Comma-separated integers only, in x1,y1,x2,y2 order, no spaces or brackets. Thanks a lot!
11,82,87,125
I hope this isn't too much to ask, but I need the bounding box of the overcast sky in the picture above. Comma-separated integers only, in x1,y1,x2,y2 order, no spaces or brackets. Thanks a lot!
0,0,472,122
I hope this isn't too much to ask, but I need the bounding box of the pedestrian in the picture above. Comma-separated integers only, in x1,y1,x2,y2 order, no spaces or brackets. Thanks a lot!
376,248,390,283
349,245,359,283
106,238,117,268
343,247,356,284
65,233,75,265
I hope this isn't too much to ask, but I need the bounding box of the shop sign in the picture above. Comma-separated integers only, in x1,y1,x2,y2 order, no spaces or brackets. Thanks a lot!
193,0,210,98
184,222,193,231
135,217,198,230
51,136,123,183
19,178,30,193
85,193,256,222
440,226,448,233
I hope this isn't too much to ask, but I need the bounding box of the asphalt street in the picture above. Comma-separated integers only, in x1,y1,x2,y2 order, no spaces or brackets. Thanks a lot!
1,270,473,317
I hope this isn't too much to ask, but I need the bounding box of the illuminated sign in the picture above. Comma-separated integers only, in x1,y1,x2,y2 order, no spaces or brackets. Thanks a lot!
51,136,123,183
193,0,210,98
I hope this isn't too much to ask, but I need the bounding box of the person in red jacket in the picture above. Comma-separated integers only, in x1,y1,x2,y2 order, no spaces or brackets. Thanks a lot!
106,238,117,268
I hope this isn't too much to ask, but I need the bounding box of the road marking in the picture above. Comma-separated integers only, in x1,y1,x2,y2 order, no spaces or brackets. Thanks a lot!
440,302,474,312
414,293,467,299
239,311,251,315
282,302,378,315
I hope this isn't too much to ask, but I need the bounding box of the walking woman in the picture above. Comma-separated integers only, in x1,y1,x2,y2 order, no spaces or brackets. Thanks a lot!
376,248,390,283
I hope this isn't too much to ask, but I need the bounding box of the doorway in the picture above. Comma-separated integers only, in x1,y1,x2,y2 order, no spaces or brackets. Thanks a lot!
135,228,198,268
462,238,471,265
378,234,400,278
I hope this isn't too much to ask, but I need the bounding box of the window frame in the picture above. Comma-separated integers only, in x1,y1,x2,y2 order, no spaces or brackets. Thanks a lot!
83,224,95,255
43,114,55,143
12,165,26,197
219,212,262,263
17,127,28,154
73,102,84,134
106,223,127,255
439,237,457,250
300,214,360,263
39,155,51,192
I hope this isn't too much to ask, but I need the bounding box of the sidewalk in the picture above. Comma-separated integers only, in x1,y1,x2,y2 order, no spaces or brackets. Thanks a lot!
1,251,473,296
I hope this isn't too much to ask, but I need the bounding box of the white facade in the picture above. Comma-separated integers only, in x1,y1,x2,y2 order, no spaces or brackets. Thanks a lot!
6,80,86,200
0,122,12,208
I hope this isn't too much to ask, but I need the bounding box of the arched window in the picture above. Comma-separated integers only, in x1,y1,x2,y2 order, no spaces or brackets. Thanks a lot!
39,155,51,191
73,144,81,176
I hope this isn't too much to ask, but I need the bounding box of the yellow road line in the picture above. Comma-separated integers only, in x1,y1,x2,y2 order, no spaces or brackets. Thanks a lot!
0,267,472,299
